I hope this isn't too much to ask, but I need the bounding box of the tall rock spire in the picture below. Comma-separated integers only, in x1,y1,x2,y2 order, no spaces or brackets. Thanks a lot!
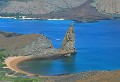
60,23,76,56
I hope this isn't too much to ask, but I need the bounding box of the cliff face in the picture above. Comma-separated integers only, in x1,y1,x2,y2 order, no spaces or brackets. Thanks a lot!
61,24,75,51
60,24,76,56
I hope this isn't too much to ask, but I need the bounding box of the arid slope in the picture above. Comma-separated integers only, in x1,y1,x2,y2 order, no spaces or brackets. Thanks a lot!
0,32,40,50
0,0,120,21
76,70,120,82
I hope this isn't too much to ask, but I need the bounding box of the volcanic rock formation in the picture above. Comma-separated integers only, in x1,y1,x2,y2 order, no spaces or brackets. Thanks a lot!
17,24,76,57
0,24,76,57
60,23,76,56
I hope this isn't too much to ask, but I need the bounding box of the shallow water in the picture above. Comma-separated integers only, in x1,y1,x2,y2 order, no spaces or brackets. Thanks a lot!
0,18,120,76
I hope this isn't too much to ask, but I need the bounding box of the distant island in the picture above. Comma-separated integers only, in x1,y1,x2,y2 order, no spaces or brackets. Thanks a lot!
0,0,120,22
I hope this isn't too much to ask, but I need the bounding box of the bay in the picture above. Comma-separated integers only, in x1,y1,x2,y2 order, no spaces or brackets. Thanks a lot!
0,18,120,76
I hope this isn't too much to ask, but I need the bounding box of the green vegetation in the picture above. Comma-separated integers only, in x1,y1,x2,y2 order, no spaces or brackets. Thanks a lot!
0,76,43,82
0,51,8,68
0,13,33,19
0,51,44,82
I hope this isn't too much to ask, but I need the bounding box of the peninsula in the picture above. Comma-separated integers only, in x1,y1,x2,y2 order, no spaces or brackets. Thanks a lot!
2,24,76,76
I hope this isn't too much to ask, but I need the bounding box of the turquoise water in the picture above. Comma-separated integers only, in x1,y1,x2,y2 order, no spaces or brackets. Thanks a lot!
0,18,120,76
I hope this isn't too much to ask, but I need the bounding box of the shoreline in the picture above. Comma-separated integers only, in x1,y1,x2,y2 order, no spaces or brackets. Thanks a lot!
4,55,66,77
4,55,102,79
4,56,120,82
0,16,66,20
5,56,38,76
0,15,119,23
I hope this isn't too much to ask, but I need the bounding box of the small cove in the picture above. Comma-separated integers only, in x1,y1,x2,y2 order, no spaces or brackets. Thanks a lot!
0,18,120,76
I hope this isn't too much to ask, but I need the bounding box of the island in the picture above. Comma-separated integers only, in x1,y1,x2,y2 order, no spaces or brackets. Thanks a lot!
0,0,120,82
0,0,120,22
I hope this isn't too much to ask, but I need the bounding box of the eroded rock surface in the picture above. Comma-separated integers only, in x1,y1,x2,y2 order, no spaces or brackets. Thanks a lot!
61,24,75,50
60,24,76,56
17,35,58,56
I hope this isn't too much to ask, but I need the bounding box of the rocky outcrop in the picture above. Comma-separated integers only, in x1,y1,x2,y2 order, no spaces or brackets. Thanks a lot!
0,24,76,57
17,35,58,56
13,24,76,56
61,23,75,50
60,23,76,56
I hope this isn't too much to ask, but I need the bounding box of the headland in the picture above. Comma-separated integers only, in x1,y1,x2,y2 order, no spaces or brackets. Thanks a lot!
2,24,76,77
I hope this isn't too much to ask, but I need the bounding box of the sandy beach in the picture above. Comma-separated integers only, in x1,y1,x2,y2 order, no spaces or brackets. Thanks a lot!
4,56,120,82
5,56,36,76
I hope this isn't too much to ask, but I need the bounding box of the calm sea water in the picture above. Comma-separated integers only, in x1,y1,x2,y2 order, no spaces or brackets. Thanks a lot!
0,18,120,76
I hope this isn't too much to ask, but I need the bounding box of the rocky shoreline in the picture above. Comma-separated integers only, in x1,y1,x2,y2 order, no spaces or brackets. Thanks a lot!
4,54,120,82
